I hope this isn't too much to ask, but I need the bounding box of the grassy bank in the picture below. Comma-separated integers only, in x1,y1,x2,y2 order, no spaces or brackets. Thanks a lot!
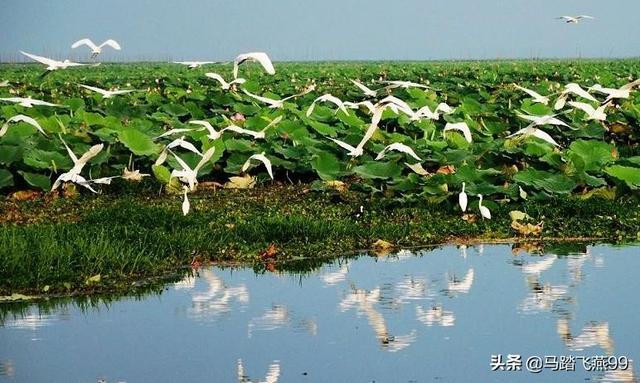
1,185,639,296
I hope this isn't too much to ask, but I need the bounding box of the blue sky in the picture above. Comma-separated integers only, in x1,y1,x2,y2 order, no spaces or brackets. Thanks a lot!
1,0,638,62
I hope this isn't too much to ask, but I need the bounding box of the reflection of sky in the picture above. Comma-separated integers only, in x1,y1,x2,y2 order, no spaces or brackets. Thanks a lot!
1,244,639,382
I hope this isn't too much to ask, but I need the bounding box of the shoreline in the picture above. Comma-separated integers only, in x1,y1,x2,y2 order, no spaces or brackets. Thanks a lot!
1,185,638,298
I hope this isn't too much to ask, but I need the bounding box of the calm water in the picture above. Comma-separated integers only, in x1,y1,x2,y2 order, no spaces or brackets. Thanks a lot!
1,244,639,383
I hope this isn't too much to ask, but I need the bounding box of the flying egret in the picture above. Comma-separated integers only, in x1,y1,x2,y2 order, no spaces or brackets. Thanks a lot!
351,80,378,97
233,52,275,79
514,84,550,105
589,80,640,102
71,38,121,58
20,51,85,77
0,115,47,137
242,89,309,109
375,142,422,161
554,83,598,109
507,125,560,147
223,116,282,139
459,182,468,212
155,127,200,140
187,120,224,140
556,15,594,24
383,80,430,90
51,140,104,193
567,101,608,121
155,136,203,166
0,97,62,108
516,113,570,128
328,106,384,157
170,147,216,191
376,96,415,117
79,84,134,98
204,72,246,90
306,94,350,117
443,122,473,143
173,61,218,69
478,194,491,219
166,136,202,155
242,152,274,179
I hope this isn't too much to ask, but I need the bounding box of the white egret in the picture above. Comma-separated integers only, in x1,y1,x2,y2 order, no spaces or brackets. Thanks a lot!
306,94,350,117
328,106,384,157
376,96,415,117
173,61,217,69
187,120,223,140
182,187,190,216
383,80,430,90
51,140,104,193
478,194,491,219
375,142,422,161
554,83,598,109
459,182,468,212
155,127,198,140
233,52,275,79
166,136,202,155
71,38,121,57
0,115,47,137
223,116,282,140
514,84,550,105
556,15,594,24
242,89,308,109
0,97,62,108
204,72,246,90
589,80,640,102
567,101,608,121
351,80,378,97
507,125,560,147
170,147,216,191
516,113,570,128
79,84,134,98
155,136,203,166
20,51,85,76
242,152,274,179
443,122,473,143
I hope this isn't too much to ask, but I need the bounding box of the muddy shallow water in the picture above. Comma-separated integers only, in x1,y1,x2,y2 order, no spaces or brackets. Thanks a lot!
1,243,638,383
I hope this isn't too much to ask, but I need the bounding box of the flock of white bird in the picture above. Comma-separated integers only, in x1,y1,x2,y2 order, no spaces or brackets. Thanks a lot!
2,27,638,220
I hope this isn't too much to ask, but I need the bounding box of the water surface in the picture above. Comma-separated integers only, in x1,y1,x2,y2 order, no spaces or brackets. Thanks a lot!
1,243,638,383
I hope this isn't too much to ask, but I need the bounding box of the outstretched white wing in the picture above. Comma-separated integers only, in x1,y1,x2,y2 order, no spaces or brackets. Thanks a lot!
99,39,121,50
20,51,60,67
71,38,98,50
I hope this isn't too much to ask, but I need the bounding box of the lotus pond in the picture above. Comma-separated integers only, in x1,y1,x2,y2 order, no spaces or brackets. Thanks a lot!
1,243,639,383
1,60,640,295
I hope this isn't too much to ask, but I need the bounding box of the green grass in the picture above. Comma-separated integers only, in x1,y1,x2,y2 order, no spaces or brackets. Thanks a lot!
1,185,639,296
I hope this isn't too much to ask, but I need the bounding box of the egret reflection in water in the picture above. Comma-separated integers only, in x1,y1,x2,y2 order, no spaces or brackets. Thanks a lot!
1,243,638,382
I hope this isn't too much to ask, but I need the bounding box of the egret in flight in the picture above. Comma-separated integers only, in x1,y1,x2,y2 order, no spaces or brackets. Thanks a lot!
556,15,594,24
0,115,47,137
79,84,135,98
173,61,218,69
71,38,121,58
204,73,246,90
0,97,62,108
233,52,275,79
20,51,85,77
